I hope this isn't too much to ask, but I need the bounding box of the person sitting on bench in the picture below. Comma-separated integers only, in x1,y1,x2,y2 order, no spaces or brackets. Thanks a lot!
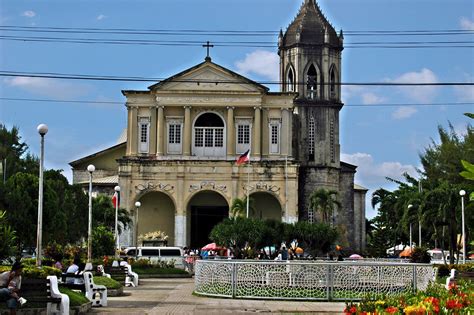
0,261,24,315
66,257,85,284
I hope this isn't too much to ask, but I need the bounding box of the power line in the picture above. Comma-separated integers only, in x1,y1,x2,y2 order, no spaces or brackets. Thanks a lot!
1,34,473,49
1,97,472,108
1,70,473,86
1,25,473,36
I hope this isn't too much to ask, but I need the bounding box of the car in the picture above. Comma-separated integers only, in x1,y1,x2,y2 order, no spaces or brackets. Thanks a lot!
124,246,184,268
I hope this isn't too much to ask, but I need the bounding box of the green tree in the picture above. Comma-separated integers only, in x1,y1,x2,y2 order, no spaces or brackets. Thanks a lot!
0,210,17,261
229,196,255,218
309,188,341,224
92,225,115,257
92,194,132,233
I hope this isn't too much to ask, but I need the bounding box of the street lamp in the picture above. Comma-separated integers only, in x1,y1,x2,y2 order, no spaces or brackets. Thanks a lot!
87,164,95,263
36,123,48,267
408,204,413,248
134,201,141,260
114,185,120,260
460,190,466,264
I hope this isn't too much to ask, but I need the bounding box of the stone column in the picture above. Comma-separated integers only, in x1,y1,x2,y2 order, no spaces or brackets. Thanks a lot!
226,106,235,157
156,106,164,156
175,172,186,247
253,107,261,158
126,105,132,155
149,106,157,154
281,108,290,157
183,106,192,156
130,107,138,155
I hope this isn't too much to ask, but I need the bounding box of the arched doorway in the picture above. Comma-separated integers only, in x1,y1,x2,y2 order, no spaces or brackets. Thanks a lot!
136,191,175,245
187,191,229,248
192,112,226,157
249,192,282,221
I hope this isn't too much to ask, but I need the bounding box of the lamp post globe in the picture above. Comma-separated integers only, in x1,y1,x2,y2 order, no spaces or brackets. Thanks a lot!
87,164,95,263
36,123,48,267
37,124,48,136
134,201,141,260
459,190,466,264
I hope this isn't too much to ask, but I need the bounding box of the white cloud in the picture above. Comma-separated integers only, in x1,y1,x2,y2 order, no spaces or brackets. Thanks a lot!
341,152,417,187
392,106,417,119
388,68,438,102
22,10,36,18
361,92,386,105
341,152,419,219
97,14,107,21
454,74,474,102
5,77,91,98
460,17,474,31
235,50,279,81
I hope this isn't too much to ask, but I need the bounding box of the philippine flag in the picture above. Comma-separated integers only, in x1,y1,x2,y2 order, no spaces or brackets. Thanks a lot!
236,149,250,166
112,191,120,208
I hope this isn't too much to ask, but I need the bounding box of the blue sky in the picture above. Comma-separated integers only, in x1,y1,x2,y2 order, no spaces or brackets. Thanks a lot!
1,0,473,219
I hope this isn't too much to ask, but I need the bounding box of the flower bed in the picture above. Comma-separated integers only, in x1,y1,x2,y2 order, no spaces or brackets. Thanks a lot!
344,280,474,314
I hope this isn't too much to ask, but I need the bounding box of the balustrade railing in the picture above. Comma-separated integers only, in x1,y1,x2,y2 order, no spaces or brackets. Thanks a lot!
194,260,436,301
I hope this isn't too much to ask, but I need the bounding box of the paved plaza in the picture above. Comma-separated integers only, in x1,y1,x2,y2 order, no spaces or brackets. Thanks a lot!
87,278,345,314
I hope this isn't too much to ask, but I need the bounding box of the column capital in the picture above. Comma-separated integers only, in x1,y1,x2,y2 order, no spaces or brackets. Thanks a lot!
157,105,165,110
183,105,192,109
253,106,262,110
226,106,235,110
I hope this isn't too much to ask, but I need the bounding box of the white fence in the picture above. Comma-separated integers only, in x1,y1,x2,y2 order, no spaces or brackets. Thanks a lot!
194,260,437,301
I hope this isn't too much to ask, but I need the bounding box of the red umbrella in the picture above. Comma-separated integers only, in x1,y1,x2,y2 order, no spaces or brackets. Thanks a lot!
201,243,225,251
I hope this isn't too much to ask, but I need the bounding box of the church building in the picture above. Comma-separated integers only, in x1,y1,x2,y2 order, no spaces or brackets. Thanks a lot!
70,0,367,252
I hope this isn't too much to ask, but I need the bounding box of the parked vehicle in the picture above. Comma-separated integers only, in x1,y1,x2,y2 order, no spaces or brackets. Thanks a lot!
124,246,184,268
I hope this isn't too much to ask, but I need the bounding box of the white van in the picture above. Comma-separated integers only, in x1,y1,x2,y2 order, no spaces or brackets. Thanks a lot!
124,247,184,268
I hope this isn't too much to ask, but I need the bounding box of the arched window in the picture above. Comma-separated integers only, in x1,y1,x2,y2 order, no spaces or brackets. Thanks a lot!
306,64,317,99
287,68,295,92
330,67,336,98
193,112,226,157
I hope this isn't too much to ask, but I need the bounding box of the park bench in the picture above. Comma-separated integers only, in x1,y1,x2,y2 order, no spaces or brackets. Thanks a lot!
60,273,86,292
60,272,107,307
104,266,134,286
21,276,70,315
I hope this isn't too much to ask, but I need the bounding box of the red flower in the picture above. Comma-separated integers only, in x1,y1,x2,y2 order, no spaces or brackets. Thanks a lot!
344,306,357,314
424,297,439,306
446,299,462,310
385,306,398,314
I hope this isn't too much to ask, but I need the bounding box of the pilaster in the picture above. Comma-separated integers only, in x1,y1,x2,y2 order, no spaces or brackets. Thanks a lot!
253,107,261,158
149,106,157,154
226,106,235,157
156,106,164,156
130,106,138,155
183,106,192,156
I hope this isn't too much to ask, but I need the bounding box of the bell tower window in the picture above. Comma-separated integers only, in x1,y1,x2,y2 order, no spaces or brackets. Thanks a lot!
306,65,317,99
287,68,295,92
330,67,336,99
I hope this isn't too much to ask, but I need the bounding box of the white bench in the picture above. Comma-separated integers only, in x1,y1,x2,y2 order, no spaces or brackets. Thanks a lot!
83,271,107,307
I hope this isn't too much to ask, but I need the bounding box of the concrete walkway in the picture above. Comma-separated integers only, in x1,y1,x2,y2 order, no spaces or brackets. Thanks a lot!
88,278,346,314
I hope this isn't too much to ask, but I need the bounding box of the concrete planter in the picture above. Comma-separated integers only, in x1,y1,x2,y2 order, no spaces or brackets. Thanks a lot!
0,302,92,315
107,286,124,297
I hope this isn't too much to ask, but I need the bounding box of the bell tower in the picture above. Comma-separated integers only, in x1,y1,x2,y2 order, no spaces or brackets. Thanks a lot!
278,0,344,167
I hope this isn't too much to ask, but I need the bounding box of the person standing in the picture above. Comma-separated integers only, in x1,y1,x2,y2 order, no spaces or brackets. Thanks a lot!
0,261,24,315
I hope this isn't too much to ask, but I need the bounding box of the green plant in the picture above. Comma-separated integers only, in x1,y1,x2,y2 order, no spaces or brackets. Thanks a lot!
93,276,122,289
92,225,115,258
44,241,64,261
0,210,17,262
58,287,90,307
410,246,431,263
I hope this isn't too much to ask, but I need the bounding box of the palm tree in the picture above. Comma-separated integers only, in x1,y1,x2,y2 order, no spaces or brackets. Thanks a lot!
230,196,255,218
309,188,341,225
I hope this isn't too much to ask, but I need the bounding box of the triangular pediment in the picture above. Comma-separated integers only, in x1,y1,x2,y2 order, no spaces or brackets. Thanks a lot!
149,60,268,93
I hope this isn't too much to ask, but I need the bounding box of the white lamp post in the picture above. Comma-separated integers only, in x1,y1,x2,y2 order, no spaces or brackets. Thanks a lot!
408,204,413,248
114,185,120,260
36,124,48,267
460,190,466,264
134,201,141,260
87,164,95,263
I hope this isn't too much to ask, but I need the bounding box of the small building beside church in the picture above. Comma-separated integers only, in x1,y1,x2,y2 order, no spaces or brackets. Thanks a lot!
70,0,367,252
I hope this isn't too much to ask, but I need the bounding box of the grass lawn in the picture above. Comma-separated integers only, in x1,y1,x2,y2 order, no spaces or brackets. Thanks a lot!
58,287,90,307
133,267,188,275
93,276,122,289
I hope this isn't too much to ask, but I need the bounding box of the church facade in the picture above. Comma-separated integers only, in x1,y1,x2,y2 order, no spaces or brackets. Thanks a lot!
70,0,367,252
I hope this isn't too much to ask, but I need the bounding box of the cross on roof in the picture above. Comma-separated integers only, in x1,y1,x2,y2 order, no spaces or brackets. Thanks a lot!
203,41,214,61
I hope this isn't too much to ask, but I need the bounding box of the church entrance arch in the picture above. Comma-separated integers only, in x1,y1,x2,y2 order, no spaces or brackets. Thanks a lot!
136,191,175,245
192,112,226,157
249,192,282,221
187,191,229,248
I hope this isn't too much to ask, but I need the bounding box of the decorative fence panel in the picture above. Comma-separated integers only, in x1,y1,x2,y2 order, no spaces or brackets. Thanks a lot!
194,260,436,301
